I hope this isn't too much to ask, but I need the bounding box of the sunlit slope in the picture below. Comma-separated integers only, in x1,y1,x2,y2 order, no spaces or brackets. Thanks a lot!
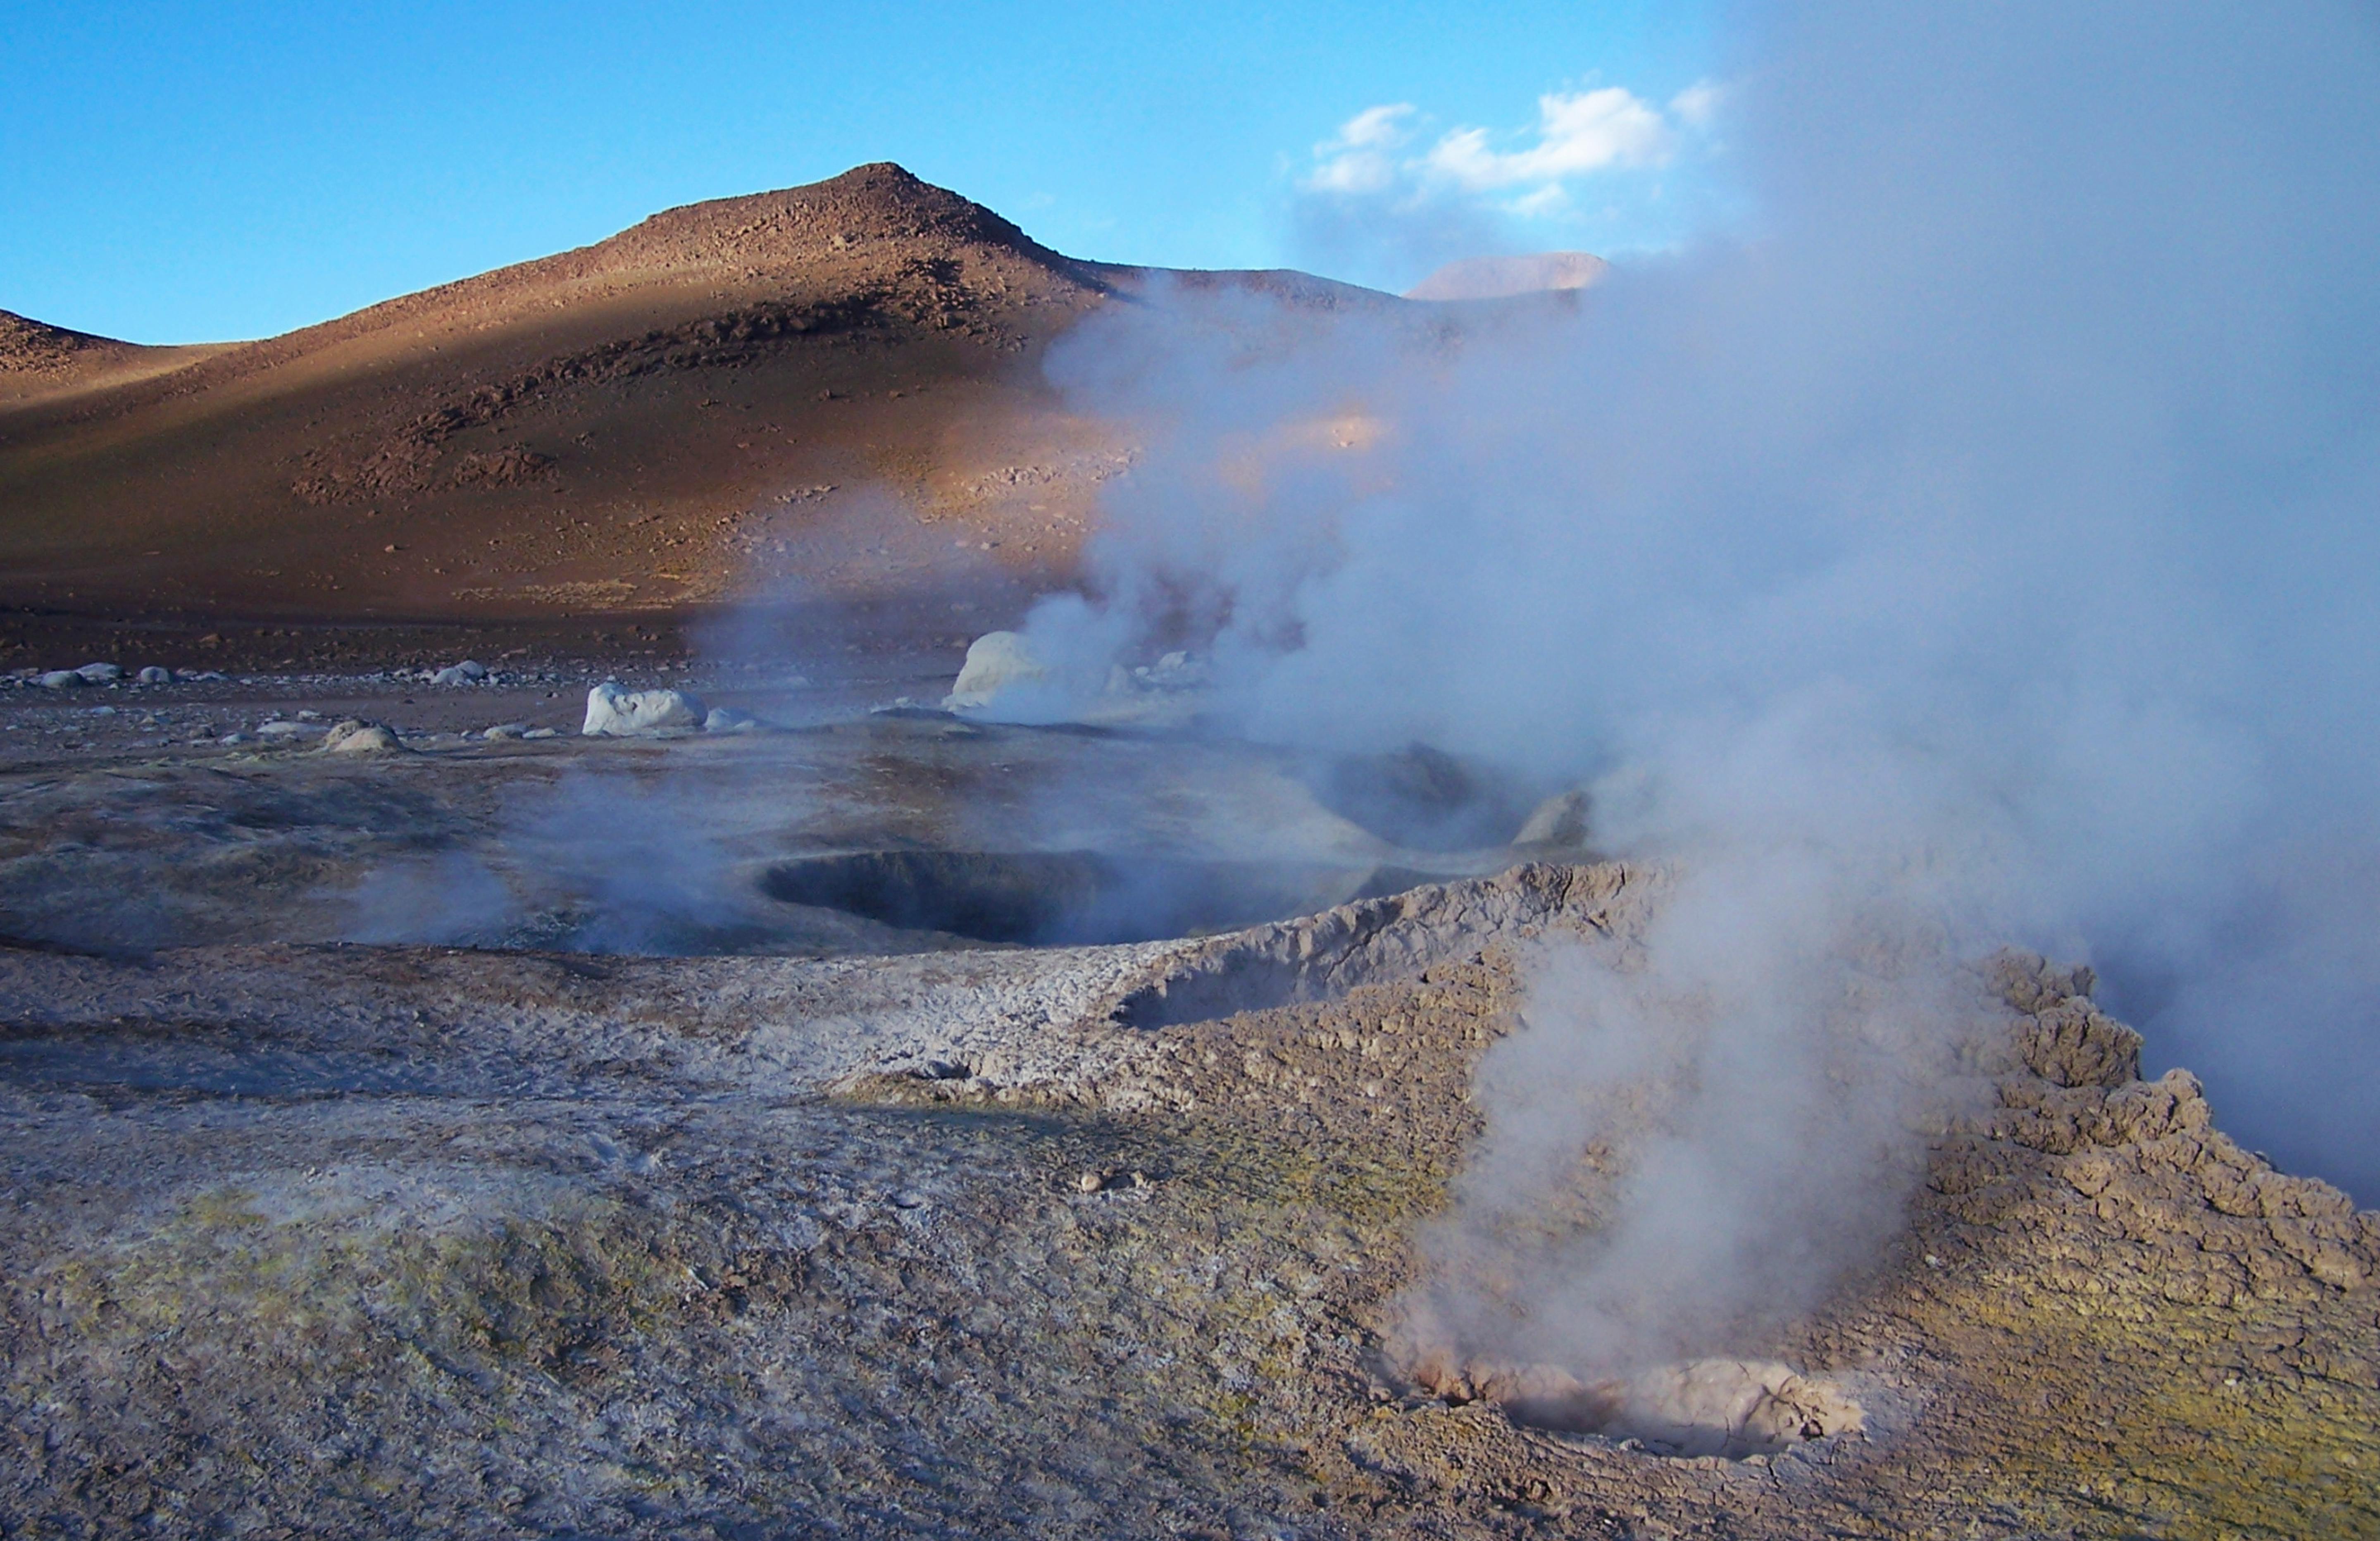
0,166,1209,623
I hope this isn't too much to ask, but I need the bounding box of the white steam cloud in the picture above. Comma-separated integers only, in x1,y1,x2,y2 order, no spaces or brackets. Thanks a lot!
1010,0,2380,1374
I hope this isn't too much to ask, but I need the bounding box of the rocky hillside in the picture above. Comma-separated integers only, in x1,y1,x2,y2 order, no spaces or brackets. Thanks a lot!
0,165,1386,656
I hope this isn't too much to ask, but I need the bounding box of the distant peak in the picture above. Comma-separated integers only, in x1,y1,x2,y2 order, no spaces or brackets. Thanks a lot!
602,163,1056,271
1404,252,1609,302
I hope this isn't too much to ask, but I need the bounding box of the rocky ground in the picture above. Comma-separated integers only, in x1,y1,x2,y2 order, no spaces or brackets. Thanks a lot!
0,671,2373,1539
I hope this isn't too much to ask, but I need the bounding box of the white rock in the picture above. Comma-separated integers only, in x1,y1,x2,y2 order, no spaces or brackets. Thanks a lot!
482,722,531,740
75,662,123,683
943,631,1046,710
430,660,488,686
522,727,559,740
37,670,82,689
136,666,174,685
703,707,761,733
323,719,403,754
581,682,706,736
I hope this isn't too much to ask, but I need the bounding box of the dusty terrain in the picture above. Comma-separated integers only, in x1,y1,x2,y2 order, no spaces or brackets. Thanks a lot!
0,663,2372,1539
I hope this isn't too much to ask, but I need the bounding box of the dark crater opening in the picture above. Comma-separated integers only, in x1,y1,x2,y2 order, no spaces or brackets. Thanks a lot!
1110,949,1335,1029
1311,743,1534,852
760,851,1389,947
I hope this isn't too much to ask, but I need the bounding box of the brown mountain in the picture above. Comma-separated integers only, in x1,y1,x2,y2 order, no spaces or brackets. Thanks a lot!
0,164,1389,664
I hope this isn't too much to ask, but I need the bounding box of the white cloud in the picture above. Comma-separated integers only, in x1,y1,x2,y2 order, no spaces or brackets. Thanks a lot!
1304,81,1717,219
1669,80,1724,129
1422,86,1675,191
1305,103,1418,194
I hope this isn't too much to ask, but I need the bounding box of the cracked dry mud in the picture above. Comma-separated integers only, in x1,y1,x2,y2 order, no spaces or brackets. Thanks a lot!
0,713,2374,1539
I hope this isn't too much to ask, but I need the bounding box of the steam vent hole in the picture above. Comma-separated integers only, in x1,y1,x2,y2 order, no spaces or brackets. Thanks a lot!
760,851,1369,947
1437,1358,1864,1460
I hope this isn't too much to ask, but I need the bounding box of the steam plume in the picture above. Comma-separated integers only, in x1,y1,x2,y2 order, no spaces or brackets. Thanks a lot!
1005,0,2380,1372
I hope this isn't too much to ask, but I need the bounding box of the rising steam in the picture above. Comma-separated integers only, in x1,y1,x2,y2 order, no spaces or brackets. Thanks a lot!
999,0,2380,1376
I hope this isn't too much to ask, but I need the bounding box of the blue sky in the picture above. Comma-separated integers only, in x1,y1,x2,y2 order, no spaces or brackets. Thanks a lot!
0,0,1720,343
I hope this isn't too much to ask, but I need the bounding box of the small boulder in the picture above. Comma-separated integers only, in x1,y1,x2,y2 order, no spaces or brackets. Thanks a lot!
75,662,123,683
582,682,705,736
703,706,761,733
943,631,1045,710
37,670,82,690
136,666,174,685
481,722,531,740
323,719,404,754
430,660,488,687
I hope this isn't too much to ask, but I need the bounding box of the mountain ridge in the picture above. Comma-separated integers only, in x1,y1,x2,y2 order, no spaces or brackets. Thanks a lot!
0,163,1416,668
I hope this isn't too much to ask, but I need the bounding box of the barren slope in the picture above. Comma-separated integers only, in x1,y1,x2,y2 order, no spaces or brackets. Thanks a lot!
0,165,1390,666
0,310,228,409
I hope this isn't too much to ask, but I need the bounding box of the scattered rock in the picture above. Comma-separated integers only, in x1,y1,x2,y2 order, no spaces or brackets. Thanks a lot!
430,661,488,686
583,682,706,736
136,666,174,685
943,631,1046,710
37,670,82,690
322,719,403,754
75,662,123,683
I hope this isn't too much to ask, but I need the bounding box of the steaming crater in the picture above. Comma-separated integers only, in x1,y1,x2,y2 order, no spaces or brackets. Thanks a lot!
1410,1354,1865,1459
1307,743,1540,853
759,850,1434,946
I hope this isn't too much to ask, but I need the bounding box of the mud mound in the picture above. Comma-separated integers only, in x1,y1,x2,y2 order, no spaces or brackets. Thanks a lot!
1112,861,1652,1027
